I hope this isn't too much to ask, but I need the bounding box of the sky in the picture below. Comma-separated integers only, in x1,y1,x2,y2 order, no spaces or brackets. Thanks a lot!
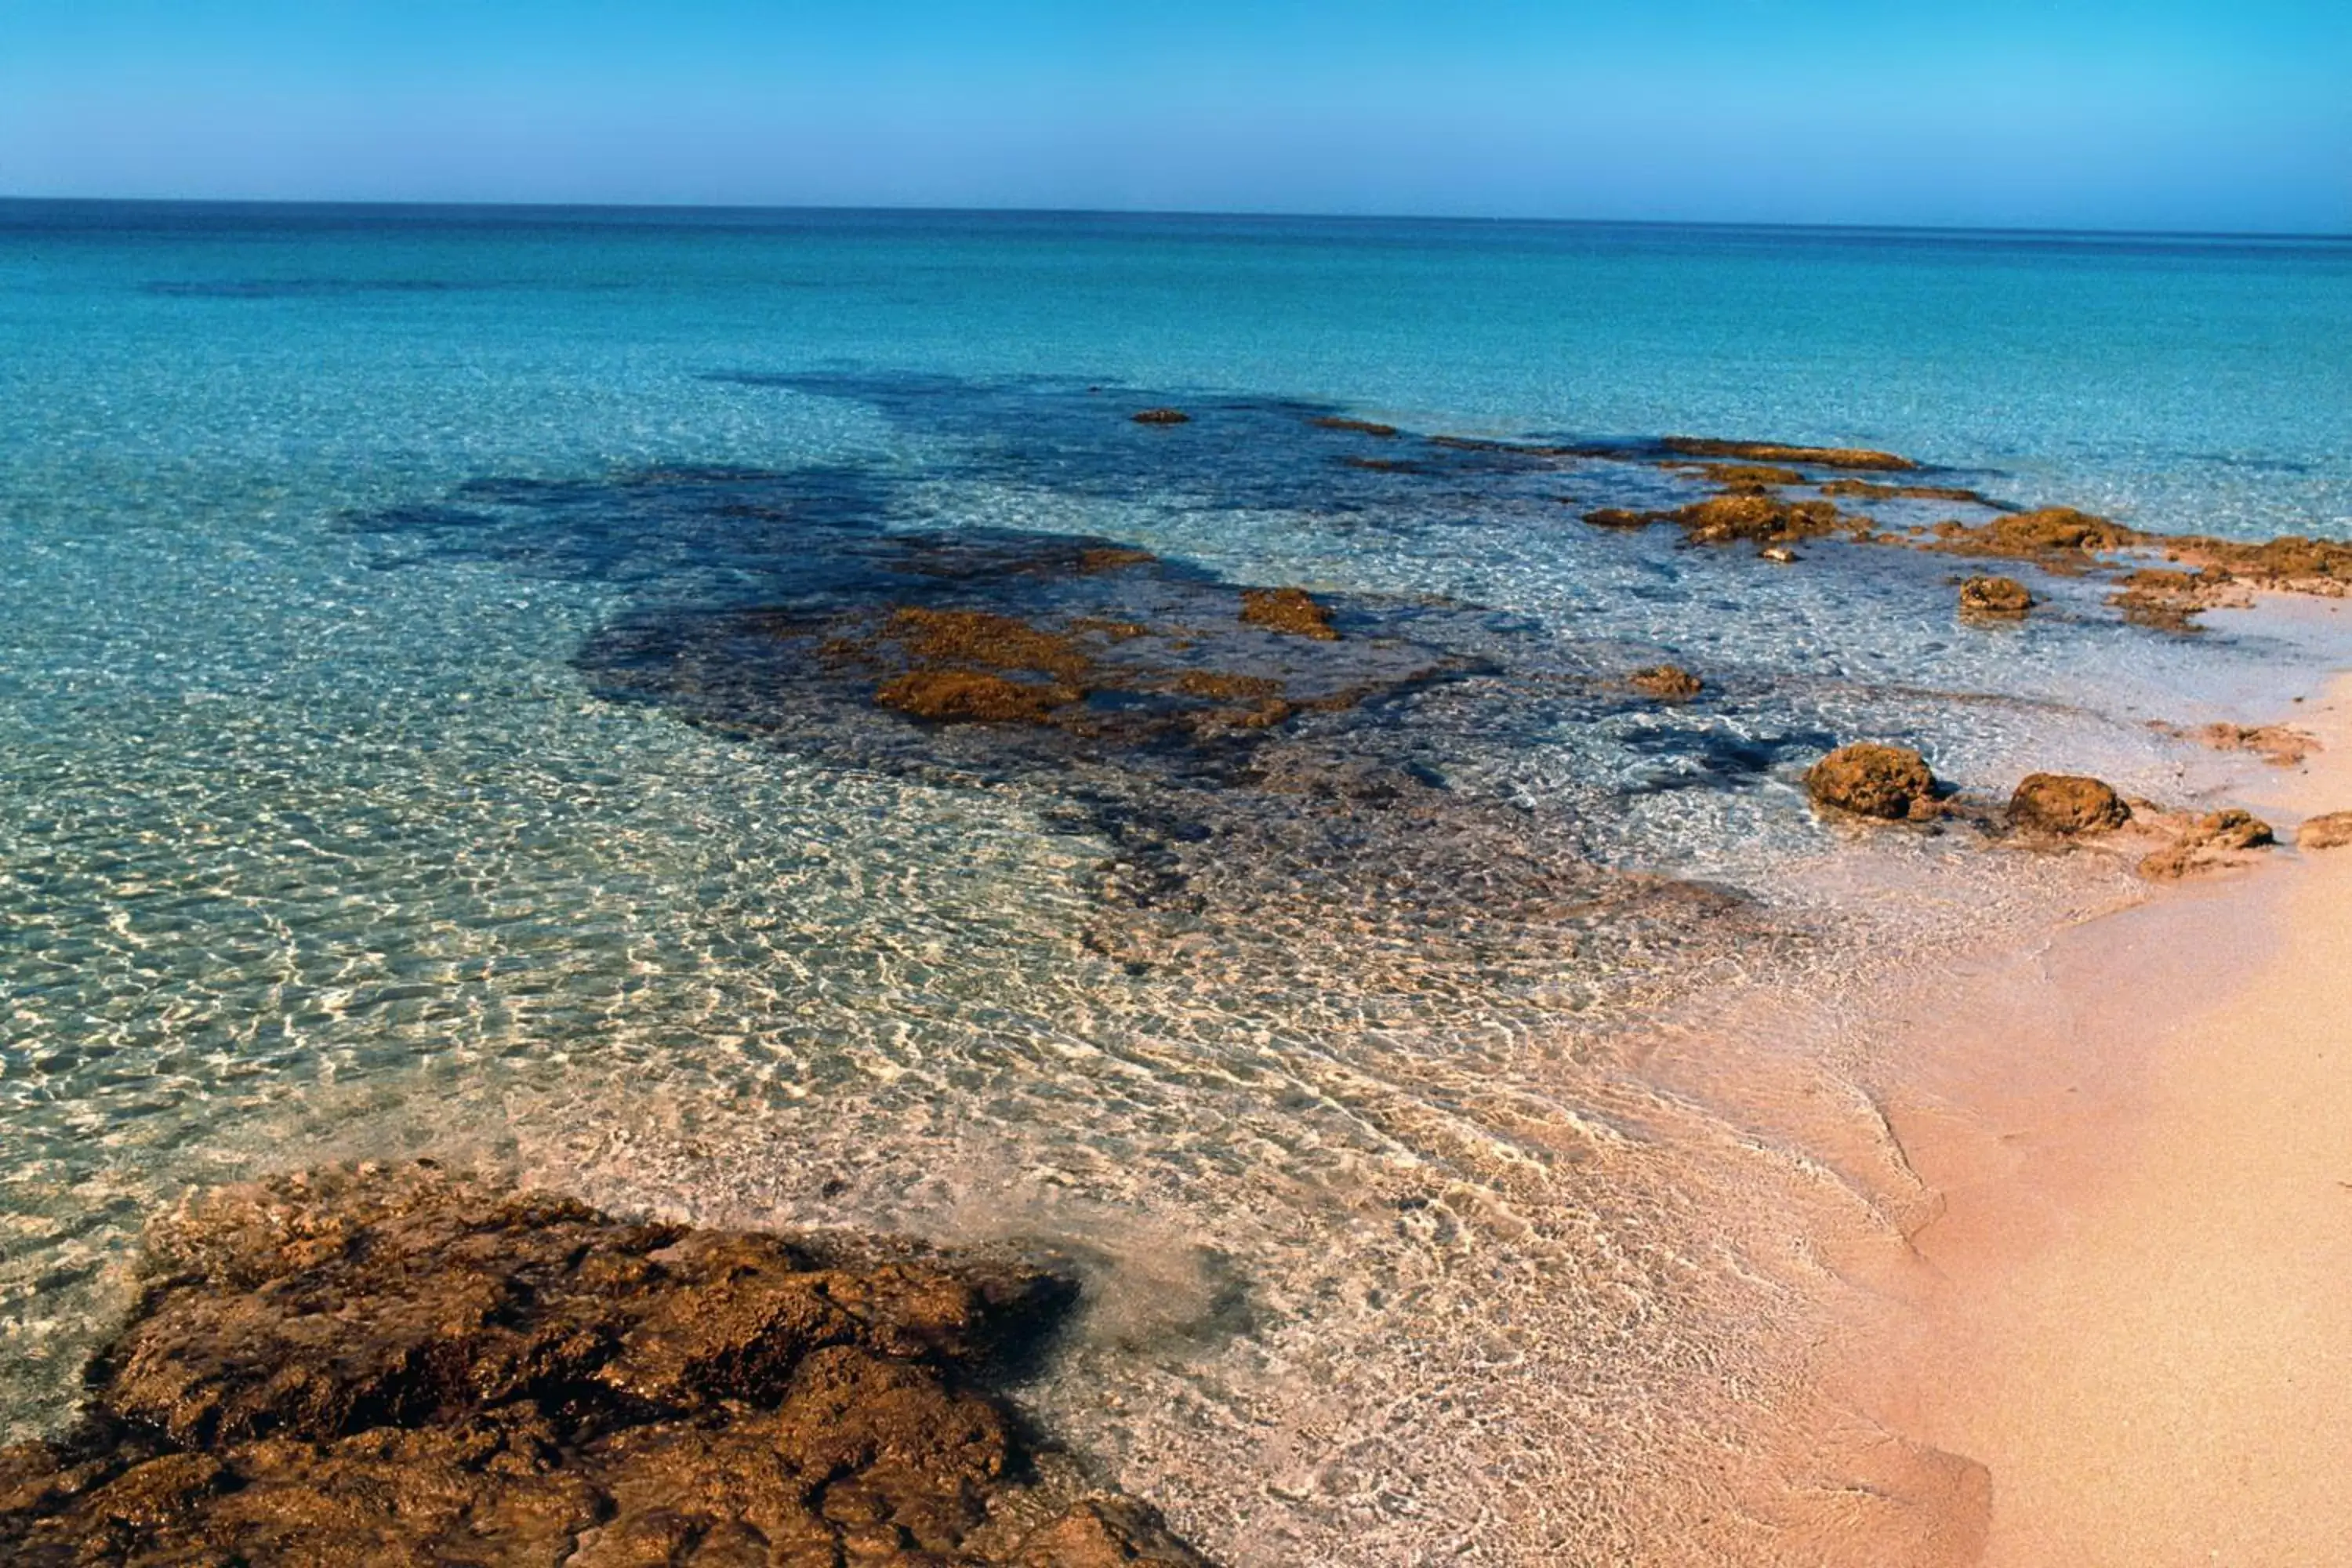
1,2,2345,231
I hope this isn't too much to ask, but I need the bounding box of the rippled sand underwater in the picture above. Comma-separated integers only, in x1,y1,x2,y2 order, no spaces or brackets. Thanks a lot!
5,209,2352,1563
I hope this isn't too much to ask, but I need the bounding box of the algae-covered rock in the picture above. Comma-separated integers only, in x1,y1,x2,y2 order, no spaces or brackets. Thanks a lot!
1237,586,1339,640
1131,407,1191,425
1958,575,2035,619
1658,436,1916,472
1805,744,1940,821
2008,774,2130,836
0,1163,1214,1568
1630,665,1704,702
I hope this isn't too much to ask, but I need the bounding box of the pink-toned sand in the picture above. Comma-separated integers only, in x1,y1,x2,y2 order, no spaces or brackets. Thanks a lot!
1857,682,2352,1565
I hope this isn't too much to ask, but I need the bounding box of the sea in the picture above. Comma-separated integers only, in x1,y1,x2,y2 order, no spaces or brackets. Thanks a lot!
3,201,2350,1563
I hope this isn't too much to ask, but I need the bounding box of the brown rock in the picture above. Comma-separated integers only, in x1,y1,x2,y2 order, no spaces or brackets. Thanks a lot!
877,669,1078,724
1581,492,1850,546
1630,665,1704,702
2009,774,2130,835
1984,507,2136,554
2107,567,2242,631
1014,1497,1208,1566
1310,416,1399,437
884,607,1091,681
1805,743,1940,821
1958,575,2034,619
1237,586,1339,640
2177,722,2318,768
1660,436,1917,472
0,1164,1212,1568
1131,408,1191,425
2139,808,2277,880
1817,478,1995,506
2298,811,2352,851
1684,461,1806,489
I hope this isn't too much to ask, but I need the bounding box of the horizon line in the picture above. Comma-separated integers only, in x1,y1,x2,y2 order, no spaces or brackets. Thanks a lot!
2,193,2347,246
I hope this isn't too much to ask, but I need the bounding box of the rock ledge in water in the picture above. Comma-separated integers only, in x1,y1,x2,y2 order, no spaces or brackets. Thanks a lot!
0,1163,1213,1567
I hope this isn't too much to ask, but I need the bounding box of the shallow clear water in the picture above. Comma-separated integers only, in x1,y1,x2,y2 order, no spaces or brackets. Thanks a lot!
4,201,2350,1562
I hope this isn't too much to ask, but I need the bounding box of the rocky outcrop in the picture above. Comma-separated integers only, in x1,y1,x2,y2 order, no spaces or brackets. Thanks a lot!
2140,809,2276,880
2299,812,2352,851
1630,665,1704,702
1932,507,2137,558
0,1163,1212,1568
1958,576,2034,619
1130,408,1191,426
1805,744,1940,821
2008,774,2129,836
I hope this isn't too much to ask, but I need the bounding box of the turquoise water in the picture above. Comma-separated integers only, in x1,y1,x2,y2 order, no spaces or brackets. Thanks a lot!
4,201,2351,1562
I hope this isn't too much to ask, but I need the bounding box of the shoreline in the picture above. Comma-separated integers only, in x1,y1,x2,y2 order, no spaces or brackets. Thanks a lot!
1841,659,2352,1563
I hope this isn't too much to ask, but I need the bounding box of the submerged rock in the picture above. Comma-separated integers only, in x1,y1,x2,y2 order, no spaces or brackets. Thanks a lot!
1236,586,1339,640
1630,665,1704,702
877,667,1080,724
1581,492,1852,546
0,1163,1213,1567
1958,575,2035,619
1658,436,1917,472
2298,811,2352,851
1805,744,1940,821
2009,774,2130,836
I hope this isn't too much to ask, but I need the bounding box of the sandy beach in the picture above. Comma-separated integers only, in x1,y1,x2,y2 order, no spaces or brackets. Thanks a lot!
1857,665,2352,1564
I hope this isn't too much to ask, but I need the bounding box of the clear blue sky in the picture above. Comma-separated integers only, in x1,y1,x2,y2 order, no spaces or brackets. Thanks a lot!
2,1,2344,231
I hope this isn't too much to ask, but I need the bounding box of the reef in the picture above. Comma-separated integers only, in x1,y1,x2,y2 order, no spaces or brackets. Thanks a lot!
1805,744,1941,822
0,1163,1212,1567
2008,774,2130,836
1958,575,2034,619
1308,416,1399,438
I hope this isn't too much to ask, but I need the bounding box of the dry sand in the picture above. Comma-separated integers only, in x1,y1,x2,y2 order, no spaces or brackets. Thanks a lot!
1856,678,2352,1566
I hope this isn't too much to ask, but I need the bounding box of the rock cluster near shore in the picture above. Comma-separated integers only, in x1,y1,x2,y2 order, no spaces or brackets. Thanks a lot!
0,1163,1211,1568
1552,427,2352,630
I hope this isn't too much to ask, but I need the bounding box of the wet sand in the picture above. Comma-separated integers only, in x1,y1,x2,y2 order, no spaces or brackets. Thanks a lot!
1860,670,2352,1564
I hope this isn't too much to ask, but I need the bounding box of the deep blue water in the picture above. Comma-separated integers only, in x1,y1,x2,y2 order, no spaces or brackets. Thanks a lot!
2,201,2348,1561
